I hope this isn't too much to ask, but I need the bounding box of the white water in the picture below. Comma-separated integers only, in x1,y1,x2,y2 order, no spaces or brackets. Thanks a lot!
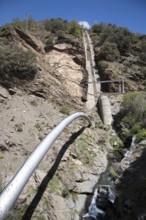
83,185,116,219
108,187,116,204
83,188,105,219
125,135,137,157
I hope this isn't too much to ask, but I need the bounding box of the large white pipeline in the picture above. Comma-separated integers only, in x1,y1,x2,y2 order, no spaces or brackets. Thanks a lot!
99,95,113,126
0,112,91,220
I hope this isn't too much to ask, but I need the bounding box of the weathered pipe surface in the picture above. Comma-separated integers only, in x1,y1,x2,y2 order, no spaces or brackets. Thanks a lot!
98,95,113,126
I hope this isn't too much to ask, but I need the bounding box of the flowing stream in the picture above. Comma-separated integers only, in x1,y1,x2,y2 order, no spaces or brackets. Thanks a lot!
82,161,116,220
124,135,136,157
82,134,137,220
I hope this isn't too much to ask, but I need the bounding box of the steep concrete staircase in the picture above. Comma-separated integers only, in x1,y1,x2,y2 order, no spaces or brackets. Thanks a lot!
82,29,113,128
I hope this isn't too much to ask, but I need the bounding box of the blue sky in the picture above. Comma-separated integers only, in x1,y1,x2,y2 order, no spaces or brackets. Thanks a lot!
0,0,146,34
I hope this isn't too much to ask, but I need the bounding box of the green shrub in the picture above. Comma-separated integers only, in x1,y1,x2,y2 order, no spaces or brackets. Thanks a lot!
5,204,28,220
0,45,37,86
0,25,12,37
97,61,109,72
67,20,82,37
35,123,43,131
130,123,142,135
108,28,132,54
135,39,146,53
139,52,146,64
136,129,146,143
109,166,119,178
120,92,146,142
97,42,120,61
44,36,54,51
59,105,70,115
61,187,69,198
122,115,136,128
91,23,133,54
0,152,4,159
44,18,67,33
122,92,146,122
141,67,146,78
91,23,104,34
49,177,60,193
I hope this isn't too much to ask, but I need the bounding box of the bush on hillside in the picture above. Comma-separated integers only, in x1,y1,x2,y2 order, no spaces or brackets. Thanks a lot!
91,23,136,54
108,27,132,54
67,20,82,37
134,39,146,53
11,17,26,30
92,23,104,34
0,45,37,86
97,61,109,73
139,52,146,64
0,25,12,38
121,92,146,142
44,36,54,51
44,18,67,33
122,92,146,121
136,129,146,143
97,42,120,61
141,67,146,80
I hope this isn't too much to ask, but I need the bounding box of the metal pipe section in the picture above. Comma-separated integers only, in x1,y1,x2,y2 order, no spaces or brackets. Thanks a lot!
0,112,91,220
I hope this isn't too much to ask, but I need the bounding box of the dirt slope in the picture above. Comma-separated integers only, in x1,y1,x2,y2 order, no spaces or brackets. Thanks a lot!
0,27,109,220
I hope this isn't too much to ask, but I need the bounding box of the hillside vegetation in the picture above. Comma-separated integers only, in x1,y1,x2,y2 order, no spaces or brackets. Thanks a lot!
90,24,146,220
91,23,146,144
0,18,110,220
0,18,146,220
0,17,87,106
91,23,146,92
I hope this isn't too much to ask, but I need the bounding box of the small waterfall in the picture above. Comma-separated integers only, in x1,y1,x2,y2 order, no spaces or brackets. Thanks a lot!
83,188,105,219
83,185,116,220
82,159,117,220
124,135,137,157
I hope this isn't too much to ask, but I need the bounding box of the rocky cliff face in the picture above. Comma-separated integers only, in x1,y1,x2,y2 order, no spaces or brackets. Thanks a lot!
0,27,111,220
2,25,145,220
0,26,87,108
